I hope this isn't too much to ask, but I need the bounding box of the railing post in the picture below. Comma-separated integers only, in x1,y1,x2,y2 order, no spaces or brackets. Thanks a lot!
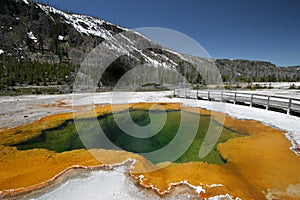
234,93,237,104
266,96,270,110
221,91,223,102
287,98,292,115
250,94,254,107
208,91,211,101
197,89,199,99
174,89,176,97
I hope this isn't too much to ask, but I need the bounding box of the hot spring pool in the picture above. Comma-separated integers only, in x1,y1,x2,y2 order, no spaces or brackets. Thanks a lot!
13,109,245,164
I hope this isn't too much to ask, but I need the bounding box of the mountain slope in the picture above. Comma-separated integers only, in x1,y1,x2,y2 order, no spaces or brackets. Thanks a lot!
0,0,299,94
1,0,127,63
0,0,194,90
215,59,299,83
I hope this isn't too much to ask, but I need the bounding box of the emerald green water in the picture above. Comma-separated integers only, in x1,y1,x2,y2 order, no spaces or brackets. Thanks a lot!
14,110,245,164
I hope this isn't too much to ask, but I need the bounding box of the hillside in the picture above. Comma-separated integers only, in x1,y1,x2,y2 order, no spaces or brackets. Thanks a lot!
215,59,299,83
0,0,299,94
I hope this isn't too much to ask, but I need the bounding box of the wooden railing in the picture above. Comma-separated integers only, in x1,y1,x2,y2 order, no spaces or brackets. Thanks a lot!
174,89,300,116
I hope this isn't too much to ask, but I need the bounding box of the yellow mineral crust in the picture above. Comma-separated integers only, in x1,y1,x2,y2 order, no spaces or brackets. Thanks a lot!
0,103,299,199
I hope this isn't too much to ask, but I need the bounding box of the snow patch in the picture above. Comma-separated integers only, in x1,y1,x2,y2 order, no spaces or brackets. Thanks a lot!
23,0,29,5
0,50,4,55
37,4,118,40
27,31,38,43
58,35,64,41
164,48,188,61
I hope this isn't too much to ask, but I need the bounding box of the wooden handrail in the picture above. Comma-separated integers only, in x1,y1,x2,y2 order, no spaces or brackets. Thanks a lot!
173,89,300,116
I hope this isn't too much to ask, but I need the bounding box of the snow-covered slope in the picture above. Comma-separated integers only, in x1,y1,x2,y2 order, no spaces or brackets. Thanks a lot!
2,0,220,90
2,0,194,73
37,4,117,40
36,3,183,71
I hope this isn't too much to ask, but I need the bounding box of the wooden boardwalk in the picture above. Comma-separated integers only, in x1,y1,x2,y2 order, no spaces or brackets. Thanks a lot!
174,89,300,116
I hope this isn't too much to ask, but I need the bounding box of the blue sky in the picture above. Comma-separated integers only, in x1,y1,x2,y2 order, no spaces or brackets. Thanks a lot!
39,0,300,66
